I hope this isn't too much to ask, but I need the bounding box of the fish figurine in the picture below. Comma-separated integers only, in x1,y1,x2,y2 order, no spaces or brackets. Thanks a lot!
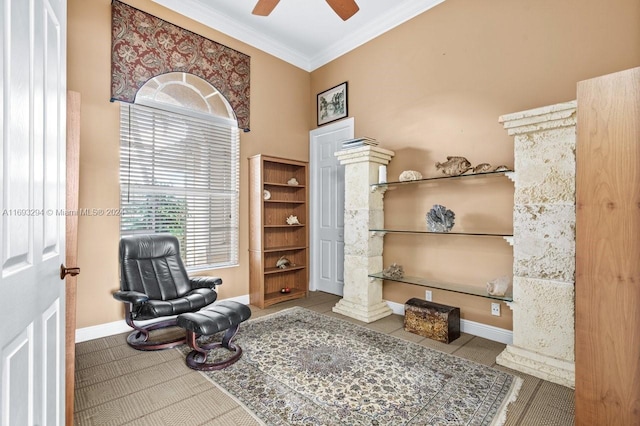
435,156,472,176
472,163,492,173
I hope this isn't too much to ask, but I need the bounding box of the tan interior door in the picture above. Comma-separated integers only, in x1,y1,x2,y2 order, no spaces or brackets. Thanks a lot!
575,66,640,425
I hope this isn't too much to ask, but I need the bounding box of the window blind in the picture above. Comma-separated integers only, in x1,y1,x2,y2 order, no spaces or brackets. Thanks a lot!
119,103,239,269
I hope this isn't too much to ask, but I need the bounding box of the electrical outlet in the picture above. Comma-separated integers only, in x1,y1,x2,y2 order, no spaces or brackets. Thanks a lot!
425,290,432,302
491,302,501,316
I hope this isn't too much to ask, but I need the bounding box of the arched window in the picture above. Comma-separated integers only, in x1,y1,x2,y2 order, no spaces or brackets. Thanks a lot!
119,72,239,269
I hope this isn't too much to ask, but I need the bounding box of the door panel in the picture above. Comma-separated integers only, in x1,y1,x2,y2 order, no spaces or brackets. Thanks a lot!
310,118,352,295
1,0,67,425
43,300,61,424
3,0,32,272
2,327,34,426
43,1,63,258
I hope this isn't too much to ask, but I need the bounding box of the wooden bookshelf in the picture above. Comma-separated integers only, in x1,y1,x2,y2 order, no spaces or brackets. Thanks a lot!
248,155,309,308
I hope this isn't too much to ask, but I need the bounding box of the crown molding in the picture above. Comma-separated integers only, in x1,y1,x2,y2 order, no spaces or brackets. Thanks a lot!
152,0,312,70
153,0,446,72
308,0,445,70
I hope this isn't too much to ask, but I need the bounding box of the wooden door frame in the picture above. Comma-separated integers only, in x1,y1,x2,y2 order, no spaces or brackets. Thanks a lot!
65,91,81,426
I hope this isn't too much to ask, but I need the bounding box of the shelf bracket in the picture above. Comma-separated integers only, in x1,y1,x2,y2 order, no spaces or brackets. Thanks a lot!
505,171,516,183
503,236,514,246
370,185,388,194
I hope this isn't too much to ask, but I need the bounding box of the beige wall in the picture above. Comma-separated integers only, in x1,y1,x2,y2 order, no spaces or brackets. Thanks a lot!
68,0,311,328
310,0,640,329
70,0,640,331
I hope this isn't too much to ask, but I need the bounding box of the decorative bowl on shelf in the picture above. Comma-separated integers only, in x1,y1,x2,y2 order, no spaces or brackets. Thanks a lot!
263,189,271,200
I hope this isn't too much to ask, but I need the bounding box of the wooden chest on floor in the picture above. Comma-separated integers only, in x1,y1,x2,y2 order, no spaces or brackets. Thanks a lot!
404,298,460,343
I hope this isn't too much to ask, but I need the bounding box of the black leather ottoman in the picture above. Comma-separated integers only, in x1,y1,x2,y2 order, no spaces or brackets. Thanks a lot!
176,301,252,371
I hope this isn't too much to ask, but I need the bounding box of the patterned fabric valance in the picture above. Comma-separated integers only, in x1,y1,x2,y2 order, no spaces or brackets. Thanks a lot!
111,0,250,131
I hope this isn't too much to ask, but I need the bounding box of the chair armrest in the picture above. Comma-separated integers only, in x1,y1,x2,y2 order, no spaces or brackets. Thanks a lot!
113,290,149,305
190,276,222,289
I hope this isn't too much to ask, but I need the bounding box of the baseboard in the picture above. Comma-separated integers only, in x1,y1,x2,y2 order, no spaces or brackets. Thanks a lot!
76,296,512,345
385,300,513,345
75,294,251,343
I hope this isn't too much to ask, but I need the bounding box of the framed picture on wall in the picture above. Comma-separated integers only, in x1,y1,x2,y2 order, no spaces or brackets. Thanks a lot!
317,82,348,126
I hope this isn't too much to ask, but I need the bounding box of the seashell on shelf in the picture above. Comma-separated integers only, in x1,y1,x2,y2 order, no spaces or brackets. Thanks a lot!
435,156,472,176
276,256,291,269
287,177,299,186
382,263,404,279
263,189,271,200
486,276,511,297
398,170,423,182
286,215,300,225
426,204,455,232
472,163,492,173
493,165,509,172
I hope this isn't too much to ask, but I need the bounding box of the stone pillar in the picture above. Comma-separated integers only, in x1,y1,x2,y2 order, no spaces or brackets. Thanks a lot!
496,101,577,388
333,146,395,323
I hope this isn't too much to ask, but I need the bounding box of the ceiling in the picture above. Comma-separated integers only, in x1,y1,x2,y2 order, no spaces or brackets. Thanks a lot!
152,0,445,71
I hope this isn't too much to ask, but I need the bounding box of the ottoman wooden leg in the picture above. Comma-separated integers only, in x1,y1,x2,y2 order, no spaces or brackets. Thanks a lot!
185,325,243,371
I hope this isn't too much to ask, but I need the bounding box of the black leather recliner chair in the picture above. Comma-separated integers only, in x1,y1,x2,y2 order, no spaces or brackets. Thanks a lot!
114,234,222,350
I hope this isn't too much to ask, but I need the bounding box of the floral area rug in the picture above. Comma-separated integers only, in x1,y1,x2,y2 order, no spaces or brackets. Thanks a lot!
178,307,521,425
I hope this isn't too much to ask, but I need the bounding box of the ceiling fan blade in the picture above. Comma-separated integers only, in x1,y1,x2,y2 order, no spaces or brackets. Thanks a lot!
252,0,280,16
325,0,359,21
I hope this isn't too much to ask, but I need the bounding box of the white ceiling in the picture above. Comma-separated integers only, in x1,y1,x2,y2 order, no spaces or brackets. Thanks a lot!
152,0,445,71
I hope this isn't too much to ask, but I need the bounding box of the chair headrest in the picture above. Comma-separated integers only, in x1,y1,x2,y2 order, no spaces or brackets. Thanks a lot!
120,234,181,260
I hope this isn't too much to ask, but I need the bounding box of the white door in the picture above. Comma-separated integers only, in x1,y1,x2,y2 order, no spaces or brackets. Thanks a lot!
1,0,67,425
309,118,353,296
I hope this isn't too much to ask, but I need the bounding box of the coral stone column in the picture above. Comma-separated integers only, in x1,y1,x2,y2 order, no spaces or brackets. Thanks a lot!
496,101,577,388
333,146,395,323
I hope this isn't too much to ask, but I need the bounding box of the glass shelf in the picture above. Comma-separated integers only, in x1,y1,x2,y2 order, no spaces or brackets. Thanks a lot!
371,169,514,189
368,272,513,302
369,229,512,238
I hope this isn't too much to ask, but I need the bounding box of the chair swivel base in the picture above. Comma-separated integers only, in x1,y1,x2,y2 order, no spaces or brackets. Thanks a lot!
126,317,186,351
185,327,243,371
177,301,252,371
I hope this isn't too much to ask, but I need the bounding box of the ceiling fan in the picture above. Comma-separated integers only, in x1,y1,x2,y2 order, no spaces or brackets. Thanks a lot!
252,0,360,21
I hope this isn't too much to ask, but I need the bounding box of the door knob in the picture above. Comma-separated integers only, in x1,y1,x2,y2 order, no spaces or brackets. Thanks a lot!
60,264,81,279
